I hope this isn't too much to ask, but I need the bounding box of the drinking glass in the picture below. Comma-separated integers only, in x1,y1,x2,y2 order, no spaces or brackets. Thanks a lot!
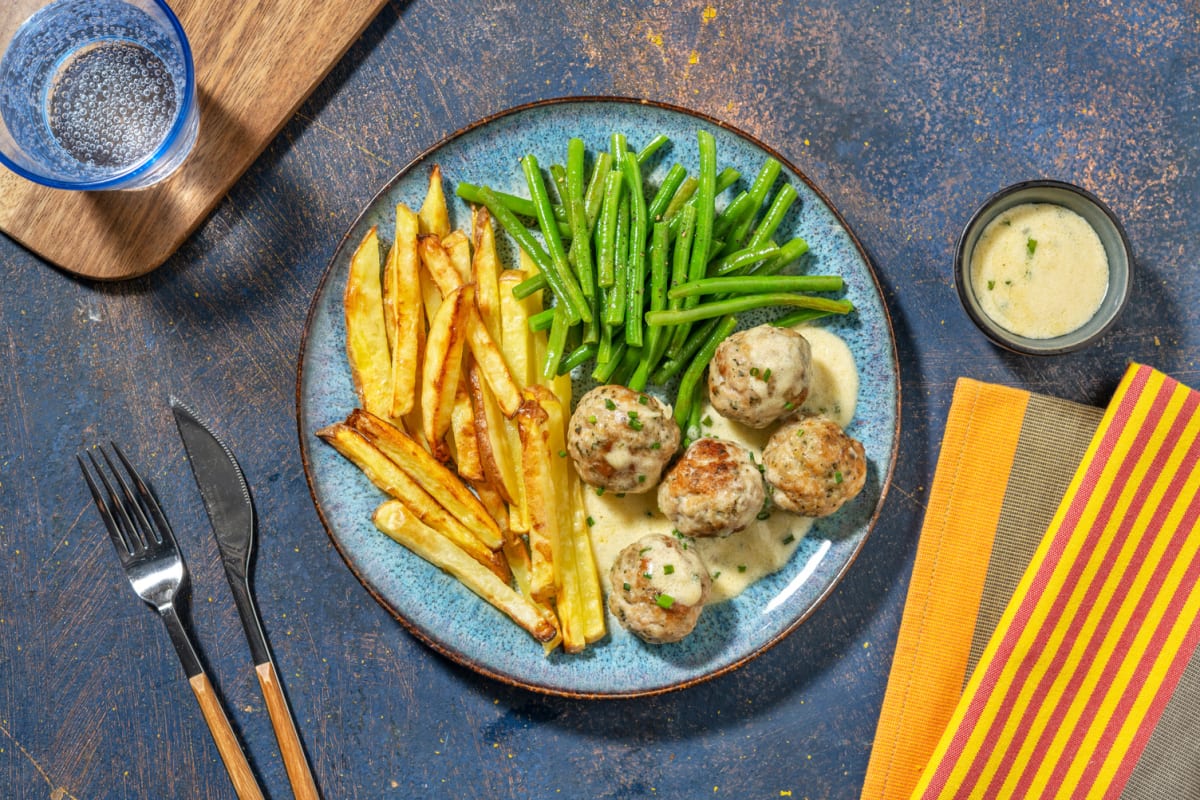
0,0,198,190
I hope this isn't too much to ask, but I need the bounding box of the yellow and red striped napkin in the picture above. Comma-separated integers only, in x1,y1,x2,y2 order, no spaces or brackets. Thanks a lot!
863,363,1200,800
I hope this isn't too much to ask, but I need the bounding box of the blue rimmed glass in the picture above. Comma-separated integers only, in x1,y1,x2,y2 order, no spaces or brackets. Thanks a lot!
0,0,198,190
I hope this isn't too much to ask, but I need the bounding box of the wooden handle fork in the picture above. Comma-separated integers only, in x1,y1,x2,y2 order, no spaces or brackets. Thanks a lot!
189,673,266,800
256,661,321,800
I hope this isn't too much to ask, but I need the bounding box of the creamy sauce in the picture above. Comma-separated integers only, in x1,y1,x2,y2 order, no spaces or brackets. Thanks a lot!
970,203,1109,339
584,325,859,603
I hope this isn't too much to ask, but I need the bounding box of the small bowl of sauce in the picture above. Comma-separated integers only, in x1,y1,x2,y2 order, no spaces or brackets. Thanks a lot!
956,179,1132,355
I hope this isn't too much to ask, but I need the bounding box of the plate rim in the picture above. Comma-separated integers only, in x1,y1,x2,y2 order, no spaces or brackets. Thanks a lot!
295,95,902,699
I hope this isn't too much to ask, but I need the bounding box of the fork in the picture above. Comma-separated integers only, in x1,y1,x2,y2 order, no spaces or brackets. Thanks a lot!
79,443,266,800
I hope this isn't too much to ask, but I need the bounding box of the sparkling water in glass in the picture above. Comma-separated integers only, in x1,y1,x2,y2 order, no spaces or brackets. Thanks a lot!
0,0,198,190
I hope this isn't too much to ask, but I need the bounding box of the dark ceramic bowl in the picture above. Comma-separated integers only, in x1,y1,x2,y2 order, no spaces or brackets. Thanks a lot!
955,179,1132,355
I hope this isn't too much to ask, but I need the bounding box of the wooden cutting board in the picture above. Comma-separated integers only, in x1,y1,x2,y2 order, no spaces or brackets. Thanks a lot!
0,0,388,281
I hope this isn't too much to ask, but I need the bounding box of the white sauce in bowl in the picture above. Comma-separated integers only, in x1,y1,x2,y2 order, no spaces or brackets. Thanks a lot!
970,202,1109,339
584,325,859,603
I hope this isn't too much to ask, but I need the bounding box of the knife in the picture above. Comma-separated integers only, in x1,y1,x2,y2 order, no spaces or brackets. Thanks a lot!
171,397,321,800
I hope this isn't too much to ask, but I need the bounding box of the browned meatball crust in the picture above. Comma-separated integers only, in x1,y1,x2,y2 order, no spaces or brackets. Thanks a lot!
762,415,866,517
567,385,680,493
608,533,711,644
657,438,765,537
708,325,813,428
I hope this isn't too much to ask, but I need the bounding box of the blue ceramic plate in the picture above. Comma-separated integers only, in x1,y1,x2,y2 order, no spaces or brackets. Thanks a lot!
297,98,899,697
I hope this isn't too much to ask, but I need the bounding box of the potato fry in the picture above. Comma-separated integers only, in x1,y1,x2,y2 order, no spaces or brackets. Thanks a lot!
417,164,451,239
471,206,502,345
386,204,422,418
470,478,509,535
316,422,508,580
443,230,472,285
347,408,504,550
516,393,558,602
572,476,606,644
419,234,465,299
373,500,556,643
421,284,471,461
468,364,518,505
466,306,521,417
498,270,538,388
450,377,485,482
344,227,391,418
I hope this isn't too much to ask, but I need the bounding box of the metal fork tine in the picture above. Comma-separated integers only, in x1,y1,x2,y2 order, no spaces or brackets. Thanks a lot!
111,441,174,549
99,444,151,553
77,452,134,558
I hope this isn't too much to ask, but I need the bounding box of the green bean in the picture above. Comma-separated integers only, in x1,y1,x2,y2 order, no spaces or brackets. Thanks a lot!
558,342,598,375
771,308,842,327
604,194,630,326
582,152,613,233
596,171,623,289
542,306,570,379
457,183,572,238
636,133,670,165
663,204,697,358
610,132,627,165
611,343,642,387
647,163,687,222
566,138,595,303
647,293,854,327
721,158,781,255
674,314,738,426
746,182,798,250
662,176,697,222
550,164,572,226
669,274,844,299
528,306,556,332
592,339,627,383
666,130,718,357
513,272,547,299
519,156,591,323
628,221,671,391
712,190,755,241
708,242,780,277
622,152,648,349
747,236,810,278
652,317,721,384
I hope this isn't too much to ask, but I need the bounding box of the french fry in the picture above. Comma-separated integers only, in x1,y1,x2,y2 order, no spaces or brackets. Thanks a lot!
316,422,508,580
468,364,518,505
443,230,472,285
346,408,504,550
419,234,465,299
450,377,485,482
498,270,538,388
373,500,557,643
417,164,451,239
388,204,422,418
572,477,606,644
421,284,471,461
344,227,391,418
471,206,502,345
466,306,521,417
516,393,558,603
470,478,509,536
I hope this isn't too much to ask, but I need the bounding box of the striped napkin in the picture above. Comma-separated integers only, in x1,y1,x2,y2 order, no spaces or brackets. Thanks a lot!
862,363,1200,800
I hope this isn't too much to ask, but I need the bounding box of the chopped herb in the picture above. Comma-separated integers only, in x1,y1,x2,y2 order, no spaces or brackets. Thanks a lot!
604,398,617,411
623,582,632,592
656,593,676,609
629,417,644,431
834,470,844,484
701,415,713,427
638,474,646,483
1027,237,1038,255
783,401,795,411
638,394,649,405
757,510,771,520
650,441,662,450
557,449,567,458
763,368,772,381
737,564,748,573
712,571,722,580
595,486,605,496
663,564,675,575
782,533,796,545
628,410,640,419
639,547,652,555
586,516,595,527
588,415,597,424
987,280,996,290
750,367,760,377
643,572,653,580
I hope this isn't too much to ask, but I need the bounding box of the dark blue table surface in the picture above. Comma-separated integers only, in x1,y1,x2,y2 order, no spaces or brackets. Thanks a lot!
3,2,1196,798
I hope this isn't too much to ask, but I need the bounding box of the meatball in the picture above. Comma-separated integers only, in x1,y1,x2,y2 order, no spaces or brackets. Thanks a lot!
762,415,866,517
608,533,711,644
708,325,813,428
567,385,680,493
658,438,765,537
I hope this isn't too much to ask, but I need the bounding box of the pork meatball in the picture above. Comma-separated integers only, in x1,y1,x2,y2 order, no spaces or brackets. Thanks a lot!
762,415,866,517
567,385,680,493
658,438,765,537
708,324,813,428
608,533,711,644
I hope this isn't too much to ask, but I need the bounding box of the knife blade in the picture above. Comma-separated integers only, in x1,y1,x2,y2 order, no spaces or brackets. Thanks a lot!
171,397,321,800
